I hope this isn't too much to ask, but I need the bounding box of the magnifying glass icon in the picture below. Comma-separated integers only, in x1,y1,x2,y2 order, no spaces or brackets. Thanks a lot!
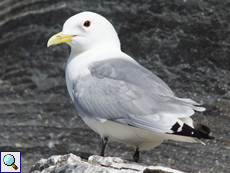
3,154,18,170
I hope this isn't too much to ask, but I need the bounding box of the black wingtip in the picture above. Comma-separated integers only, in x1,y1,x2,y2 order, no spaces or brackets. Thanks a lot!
194,123,211,135
170,122,215,140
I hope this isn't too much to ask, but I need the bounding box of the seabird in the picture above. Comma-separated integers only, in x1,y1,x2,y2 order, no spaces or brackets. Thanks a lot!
47,11,214,162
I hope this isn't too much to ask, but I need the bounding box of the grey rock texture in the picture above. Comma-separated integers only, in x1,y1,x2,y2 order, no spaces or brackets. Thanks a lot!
29,154,185,173
0,0,230,172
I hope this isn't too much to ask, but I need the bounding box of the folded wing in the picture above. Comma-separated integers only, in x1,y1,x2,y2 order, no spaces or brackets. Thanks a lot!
73,58,212,139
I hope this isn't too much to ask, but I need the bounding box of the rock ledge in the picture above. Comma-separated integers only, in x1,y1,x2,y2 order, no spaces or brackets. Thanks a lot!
29,153,185,173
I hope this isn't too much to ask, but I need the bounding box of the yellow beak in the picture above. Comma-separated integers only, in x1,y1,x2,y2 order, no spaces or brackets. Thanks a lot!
47,31,75,47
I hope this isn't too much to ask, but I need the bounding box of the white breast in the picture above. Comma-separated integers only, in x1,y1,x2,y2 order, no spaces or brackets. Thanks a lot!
65,48,133,101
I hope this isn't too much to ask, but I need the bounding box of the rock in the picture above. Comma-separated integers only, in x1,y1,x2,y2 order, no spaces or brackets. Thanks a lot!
29,154,185,173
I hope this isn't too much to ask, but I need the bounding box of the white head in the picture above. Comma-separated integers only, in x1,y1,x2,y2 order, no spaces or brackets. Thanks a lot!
47,11,121,54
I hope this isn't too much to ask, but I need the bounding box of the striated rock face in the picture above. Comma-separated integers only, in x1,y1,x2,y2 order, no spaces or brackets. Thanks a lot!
0,0,230,172
29,154,185,173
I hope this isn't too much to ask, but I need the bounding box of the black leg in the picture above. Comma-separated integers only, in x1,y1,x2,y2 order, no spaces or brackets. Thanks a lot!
100,136,108,156
133,148,139,162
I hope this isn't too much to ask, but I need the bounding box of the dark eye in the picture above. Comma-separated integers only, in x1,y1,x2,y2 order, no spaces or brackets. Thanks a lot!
83,20,91,27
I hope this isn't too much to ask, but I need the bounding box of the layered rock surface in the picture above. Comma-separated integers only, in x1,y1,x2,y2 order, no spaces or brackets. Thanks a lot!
30,154,185,173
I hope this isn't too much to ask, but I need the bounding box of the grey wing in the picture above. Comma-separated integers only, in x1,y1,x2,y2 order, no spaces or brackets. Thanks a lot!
73,58,205,134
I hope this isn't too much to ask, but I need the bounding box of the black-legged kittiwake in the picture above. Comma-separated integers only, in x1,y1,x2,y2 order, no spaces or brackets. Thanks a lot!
47,11,214,162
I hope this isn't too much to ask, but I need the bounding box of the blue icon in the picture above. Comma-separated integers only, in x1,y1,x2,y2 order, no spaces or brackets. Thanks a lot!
3,154,18,170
